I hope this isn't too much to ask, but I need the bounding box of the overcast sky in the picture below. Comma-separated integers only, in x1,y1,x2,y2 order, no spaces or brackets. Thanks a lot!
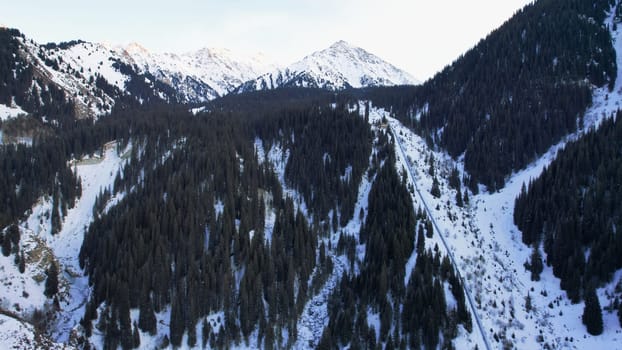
1,0,532,81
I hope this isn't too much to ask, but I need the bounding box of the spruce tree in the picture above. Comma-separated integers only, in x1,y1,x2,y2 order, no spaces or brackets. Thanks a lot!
530,246,543,281
431,177,441,198
132,322,140,348
582,287,603,335
51,190,62,235
202,319,210,348
169,297,184,347
0,233,9,257
416,225,425,254
18,250,25,273
455,188,463,207
138,291,157,335
44,261,59,298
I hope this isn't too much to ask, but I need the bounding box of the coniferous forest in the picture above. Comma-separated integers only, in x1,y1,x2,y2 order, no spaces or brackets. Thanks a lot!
515,112,622,304
0,68,472,347
69,97,464,349
5,0,622,348
365,0,617,191
318,133,470,349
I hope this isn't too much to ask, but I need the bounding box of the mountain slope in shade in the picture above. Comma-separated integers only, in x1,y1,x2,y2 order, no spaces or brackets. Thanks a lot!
1,32,119,119
0,29,277,120
236,40,419,93
120,43,277,101
0,29,186,120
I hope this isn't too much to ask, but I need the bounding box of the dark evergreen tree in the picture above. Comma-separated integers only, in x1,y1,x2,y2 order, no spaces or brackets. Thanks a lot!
448,167,460,190
18,250,25,273
529,246,543,282
455,188,463,207
138,291,157,335
0,233,9,257
44,261,59,298
582,287,603,336
132,322,140,348
169,297,184,347
431,177,441,198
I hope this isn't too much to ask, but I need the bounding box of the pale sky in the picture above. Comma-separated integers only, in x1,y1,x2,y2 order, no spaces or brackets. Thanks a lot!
1,0,532,81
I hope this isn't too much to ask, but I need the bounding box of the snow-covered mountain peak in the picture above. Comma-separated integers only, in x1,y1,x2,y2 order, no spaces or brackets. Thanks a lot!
193,47,233,58
123,42,150,56
331,39,350,47
236,40,419,93
182,47,276,73
117,44,277,100
324,40,363,55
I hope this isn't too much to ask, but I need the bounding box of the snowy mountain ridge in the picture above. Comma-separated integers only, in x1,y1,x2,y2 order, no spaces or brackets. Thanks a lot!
118,43,278,101
235,40,420,93
1,29,418,120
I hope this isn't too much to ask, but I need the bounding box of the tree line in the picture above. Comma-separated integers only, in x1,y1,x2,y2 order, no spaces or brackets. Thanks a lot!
515,111,622,334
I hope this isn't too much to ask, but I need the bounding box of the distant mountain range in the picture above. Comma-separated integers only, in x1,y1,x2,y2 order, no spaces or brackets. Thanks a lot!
0,29,419,119
118,43,277,101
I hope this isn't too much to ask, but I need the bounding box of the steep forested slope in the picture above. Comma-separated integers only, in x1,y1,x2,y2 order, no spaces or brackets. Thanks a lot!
365,0,617,191
256,105,372,225
515,113,622,305
0,29,76,121
318,133,471,349
72,101,464,349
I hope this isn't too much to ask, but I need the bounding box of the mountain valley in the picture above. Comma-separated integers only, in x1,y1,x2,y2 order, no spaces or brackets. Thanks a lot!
2,1,622,349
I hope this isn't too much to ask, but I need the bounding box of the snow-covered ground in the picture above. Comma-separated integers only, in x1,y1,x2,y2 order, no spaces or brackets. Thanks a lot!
0,143,127,347
48,146,128,342
0,313,65,350
0,103,27,121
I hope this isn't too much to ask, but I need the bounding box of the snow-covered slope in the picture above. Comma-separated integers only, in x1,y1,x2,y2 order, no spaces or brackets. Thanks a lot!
374,9,622,347
236,40,419,93
0,143,127,347
3,32,179,119
11,36,120,118
121,43,276,101
0,313,66,350
1,30,276,118
386,100,621,349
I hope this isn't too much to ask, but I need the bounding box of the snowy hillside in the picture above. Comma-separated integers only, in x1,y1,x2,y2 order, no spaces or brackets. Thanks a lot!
5,2,622,347
0,313,65,350
371,9,622,347
2,32,179,119
235,40,419,93
380,87,621,349
121,43,276,101
12,36,120,118
1,30,276,118
0,144,127,348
